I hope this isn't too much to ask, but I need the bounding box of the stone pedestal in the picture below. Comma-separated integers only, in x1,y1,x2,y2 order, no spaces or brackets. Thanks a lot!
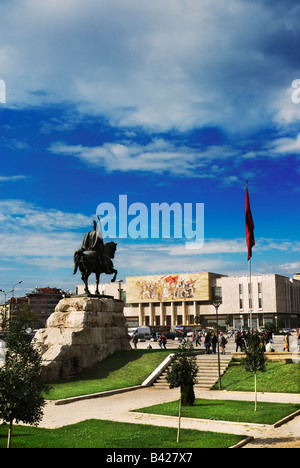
34,296,131,382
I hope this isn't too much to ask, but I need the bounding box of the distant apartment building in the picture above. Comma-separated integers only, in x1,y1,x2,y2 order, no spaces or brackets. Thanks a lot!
0,287,71,327
9,297,29,321
26,287,70,326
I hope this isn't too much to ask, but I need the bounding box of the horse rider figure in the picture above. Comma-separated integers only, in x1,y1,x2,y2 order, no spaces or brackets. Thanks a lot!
73,220,118,295
80,220,106,269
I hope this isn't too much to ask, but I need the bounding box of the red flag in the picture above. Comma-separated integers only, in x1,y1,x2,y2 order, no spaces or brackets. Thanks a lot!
245,183,255,261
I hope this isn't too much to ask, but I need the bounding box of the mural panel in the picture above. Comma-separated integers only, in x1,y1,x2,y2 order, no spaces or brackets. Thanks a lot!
126,273,211,303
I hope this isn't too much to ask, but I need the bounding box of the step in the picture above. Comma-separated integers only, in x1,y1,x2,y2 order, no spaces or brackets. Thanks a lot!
151,353,232,390
155,374,226,383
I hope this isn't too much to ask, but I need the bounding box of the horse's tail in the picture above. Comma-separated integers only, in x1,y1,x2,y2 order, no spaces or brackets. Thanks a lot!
73,249,83,275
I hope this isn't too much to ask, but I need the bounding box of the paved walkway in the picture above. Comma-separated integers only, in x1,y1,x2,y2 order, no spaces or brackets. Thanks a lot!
40,387,300,448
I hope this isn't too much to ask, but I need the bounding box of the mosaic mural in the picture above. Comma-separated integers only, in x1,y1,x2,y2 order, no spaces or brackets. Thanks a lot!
126,273,211,303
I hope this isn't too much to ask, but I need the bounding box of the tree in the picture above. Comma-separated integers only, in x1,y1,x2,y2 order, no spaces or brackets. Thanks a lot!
166,341,198,443
0,321,50,448
17,304,39,330
243,332,266,412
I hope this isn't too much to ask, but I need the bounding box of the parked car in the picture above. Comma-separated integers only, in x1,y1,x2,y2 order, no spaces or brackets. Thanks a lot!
186,329,202,337
165,330,185,340
128,326,152,340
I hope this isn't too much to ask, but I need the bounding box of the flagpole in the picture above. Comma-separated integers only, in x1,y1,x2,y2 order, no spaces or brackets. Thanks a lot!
246,180,253,332
249,256,252,332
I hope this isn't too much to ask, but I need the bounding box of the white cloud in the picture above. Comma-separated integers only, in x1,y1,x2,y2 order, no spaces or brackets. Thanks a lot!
0,175,29,182
0,232,77,262
1,0,299,133
0,199,95,272
49,139,239,177
0,200,97,282
271,133,300,155
0,199,93,232
1,197,299,286
279,262,300,272
116,236,300,278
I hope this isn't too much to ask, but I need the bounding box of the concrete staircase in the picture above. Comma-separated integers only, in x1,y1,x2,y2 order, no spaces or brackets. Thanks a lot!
152,353,232,390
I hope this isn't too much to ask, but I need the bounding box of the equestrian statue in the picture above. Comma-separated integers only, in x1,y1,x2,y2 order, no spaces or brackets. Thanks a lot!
73,220,117,296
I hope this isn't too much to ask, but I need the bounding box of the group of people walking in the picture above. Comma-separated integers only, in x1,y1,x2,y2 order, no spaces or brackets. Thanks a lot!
203,331,228,355
132,327,300,353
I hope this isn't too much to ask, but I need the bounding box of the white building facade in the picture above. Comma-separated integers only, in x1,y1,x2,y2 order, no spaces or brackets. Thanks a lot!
77,272,300,330
214,274,300,330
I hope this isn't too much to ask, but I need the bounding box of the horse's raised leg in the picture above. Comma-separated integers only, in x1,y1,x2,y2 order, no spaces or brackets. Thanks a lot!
111,269,117,283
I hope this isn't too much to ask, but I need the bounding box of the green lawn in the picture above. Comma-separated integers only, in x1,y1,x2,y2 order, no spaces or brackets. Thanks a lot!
135,399,300,425
0,419,244,449
46,354,300,400
46,349,170,400
212,361,300,394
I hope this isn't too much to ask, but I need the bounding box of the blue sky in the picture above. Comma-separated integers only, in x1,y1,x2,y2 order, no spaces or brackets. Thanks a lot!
1,0,300,298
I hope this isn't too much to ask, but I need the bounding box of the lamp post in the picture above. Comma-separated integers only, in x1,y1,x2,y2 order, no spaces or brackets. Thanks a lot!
0,281,22,328
212,286,222,390
116,280,123,301
0,289,12,329
10,281,23,321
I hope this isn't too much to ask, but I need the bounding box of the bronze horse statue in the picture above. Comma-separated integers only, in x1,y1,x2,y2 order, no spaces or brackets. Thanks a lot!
73,241,118,296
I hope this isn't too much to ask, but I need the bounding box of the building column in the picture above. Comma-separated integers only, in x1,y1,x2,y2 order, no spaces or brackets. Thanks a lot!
171,302,175,327
138,303,143,326
160,302,165,326
196,302,201,325
182,301,187,325
193,301,197,324
149,303,154,326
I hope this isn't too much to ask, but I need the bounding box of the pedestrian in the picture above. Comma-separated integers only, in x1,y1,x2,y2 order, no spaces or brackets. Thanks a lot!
284,333,290,352
204,333,211,354
195,331,202,347
211,333,217,354
240,331,246,351
235,332,242,352
234,331,239,351
268,329,274,344
266,340,274,352
162,334,167,350
219,333,227,355
260,334,266,352
158,334,162,349
132,332,139,349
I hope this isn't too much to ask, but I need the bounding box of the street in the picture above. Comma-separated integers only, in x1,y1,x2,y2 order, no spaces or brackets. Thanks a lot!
131,332,299,354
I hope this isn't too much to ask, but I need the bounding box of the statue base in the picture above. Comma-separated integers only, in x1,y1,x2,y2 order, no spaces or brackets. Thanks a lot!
34,297,131,382
74,293,114,299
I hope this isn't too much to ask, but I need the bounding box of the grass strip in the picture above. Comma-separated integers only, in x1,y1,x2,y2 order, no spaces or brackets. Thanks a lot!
0,419,244,449
134,398,300,425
